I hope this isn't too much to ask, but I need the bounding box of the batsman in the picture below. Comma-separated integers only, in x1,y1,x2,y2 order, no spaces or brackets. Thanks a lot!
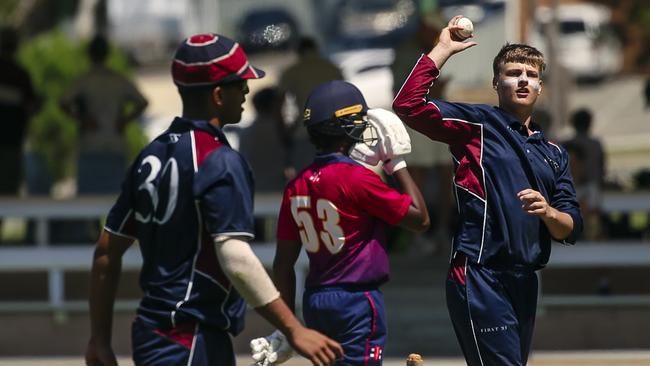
393,16,582,366
254,80,430,366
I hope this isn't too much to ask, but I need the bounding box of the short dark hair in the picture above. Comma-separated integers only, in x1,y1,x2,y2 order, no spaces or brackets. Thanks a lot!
492,43,546,78
177,84,215,106
88,34,109,63
571,108,592,133
177,80,247,106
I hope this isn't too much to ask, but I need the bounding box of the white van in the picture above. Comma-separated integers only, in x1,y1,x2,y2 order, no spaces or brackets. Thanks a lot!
529,3,623,80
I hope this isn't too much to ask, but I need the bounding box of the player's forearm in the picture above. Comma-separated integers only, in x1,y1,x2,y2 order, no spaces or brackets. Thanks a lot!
427,43,454,70
542,208,574,240
273,266,297,312
393,169,430,232
215,238,307,354
273,240,302,312
88,250,121,343
254,297,303,338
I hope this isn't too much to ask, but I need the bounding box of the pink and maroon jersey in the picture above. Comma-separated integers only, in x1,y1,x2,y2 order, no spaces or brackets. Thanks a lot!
277,153,411,288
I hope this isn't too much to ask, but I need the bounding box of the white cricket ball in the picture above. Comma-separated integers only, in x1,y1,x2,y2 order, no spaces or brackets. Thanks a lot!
453,17,474,40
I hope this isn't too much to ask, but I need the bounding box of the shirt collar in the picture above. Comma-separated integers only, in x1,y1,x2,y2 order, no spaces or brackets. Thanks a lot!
169,117,231,147
510,121,545,141
314,152,359,165
495,107,546,141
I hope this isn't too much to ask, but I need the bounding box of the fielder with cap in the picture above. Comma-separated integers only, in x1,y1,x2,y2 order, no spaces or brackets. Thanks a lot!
263,80,430,366
85,33,343,366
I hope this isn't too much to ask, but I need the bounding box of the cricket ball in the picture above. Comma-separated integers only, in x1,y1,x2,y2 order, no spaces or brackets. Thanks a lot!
452,17,474,40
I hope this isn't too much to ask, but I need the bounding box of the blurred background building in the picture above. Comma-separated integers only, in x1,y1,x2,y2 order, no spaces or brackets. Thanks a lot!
1,0,650,360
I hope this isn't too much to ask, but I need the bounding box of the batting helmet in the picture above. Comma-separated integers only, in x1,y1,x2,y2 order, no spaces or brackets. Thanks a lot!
303,80,369,142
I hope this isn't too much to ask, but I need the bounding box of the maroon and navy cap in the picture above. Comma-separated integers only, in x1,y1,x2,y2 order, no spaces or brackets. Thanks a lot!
171,33,265,88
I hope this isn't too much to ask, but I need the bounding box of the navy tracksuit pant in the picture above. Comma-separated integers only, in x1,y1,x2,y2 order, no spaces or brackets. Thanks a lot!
131,315,235,366
446,254,539,366
303,286,387,366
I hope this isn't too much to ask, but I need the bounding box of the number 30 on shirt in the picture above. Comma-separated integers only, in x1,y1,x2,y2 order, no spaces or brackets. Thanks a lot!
290,196,345,254
135,155,179,225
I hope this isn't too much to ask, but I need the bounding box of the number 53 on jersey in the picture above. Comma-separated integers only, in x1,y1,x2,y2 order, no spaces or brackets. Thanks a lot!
290,196,345,254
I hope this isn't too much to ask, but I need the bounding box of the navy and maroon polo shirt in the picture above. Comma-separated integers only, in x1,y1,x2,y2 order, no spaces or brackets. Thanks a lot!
105,117,254,334
393,55,582,269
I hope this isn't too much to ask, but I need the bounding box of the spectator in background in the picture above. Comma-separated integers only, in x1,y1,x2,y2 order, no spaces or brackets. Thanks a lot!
390,16,454,255
60,33,148,195
0,26,39,196
239,87,291,192
563,141,586,188
0,26,40,244
563,108,605,240
278,37,343,178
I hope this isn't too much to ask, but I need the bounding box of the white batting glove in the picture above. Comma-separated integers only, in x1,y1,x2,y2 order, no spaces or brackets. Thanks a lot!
268,330,294,364
350,138,382,166
350,108,410,174
250,330,294,366
367,108,411,161
251,337,271,366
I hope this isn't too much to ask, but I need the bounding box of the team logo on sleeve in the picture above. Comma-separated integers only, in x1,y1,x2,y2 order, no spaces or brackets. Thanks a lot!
308,171,321,183
303,108,311,122
169,133,181,143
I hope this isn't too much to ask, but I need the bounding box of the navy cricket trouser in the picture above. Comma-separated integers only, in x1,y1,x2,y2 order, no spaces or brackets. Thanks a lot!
303,286,387,366
131,315,235,366
446,254,538,366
